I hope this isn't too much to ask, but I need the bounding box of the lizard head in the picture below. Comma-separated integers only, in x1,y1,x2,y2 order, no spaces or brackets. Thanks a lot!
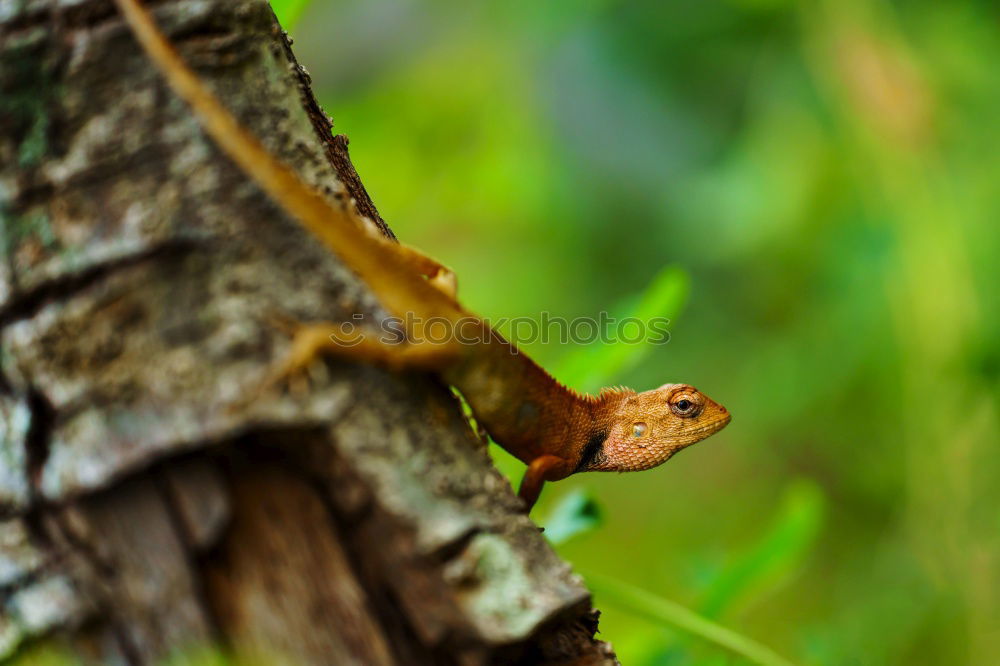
587,383,731,472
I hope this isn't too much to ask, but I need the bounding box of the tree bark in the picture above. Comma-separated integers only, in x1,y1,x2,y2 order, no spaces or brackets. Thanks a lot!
0,1,617,664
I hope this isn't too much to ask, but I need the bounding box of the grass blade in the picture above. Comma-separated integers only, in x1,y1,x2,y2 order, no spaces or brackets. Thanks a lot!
584,571,797,666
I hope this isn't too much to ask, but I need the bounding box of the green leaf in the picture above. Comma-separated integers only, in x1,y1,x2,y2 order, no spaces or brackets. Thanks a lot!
270,0,311,30
541,488,603,544
584,571,797,666
699,479,825,618
487,440,525,487
555,265,690,393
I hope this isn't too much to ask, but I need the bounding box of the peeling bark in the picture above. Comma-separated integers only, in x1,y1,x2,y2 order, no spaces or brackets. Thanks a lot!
0,1,617,663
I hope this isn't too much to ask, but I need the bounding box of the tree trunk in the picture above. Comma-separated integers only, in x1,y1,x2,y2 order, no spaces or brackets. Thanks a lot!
0,1,617,664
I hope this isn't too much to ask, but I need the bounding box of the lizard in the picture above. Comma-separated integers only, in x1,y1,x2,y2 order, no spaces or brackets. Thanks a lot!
113,0,732,510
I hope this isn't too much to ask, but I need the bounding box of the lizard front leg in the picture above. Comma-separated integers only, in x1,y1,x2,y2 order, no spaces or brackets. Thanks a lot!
251,319,462,401
391,243,458,301
518,455,572,510
359,223,458,299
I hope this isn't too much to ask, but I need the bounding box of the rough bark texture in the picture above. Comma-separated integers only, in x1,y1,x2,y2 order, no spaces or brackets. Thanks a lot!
0,1,617,664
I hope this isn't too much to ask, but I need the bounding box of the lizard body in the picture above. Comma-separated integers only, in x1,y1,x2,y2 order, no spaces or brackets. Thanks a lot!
114,0,731,509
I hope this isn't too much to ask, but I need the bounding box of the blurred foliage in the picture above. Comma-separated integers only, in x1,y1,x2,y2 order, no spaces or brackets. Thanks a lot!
555,264,690,393
3,642,291,666
697,479,824,621
269,0,311,29
586,571,796,666
285,0,1000,663
4,644,78,666
541,488,604,546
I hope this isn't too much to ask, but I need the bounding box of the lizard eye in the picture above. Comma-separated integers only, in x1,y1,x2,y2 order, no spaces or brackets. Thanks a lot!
632,422,648,438
670,394,702,417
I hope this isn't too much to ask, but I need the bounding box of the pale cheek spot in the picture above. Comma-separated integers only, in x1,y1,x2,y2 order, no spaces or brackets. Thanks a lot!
632,422,648,446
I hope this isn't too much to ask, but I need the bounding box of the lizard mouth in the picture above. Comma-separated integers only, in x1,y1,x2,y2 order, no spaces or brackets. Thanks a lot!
688,411,731,441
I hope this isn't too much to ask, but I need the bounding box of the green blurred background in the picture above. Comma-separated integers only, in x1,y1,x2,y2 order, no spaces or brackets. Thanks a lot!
285,0,999,663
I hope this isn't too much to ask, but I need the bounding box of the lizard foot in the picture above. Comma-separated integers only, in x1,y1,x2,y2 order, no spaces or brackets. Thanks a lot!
427,265,458,301
230,317,353,411
263,321,341,393
393,242,459,301
229,312,461,412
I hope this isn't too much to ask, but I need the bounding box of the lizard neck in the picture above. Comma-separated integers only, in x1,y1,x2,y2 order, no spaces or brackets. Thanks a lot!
573,388,636,472
442,332,595,467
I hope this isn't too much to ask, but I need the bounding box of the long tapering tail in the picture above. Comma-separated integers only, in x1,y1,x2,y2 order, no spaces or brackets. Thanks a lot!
113,0,463,326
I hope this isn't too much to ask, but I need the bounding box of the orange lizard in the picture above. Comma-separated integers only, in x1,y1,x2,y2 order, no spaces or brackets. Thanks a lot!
114,0,731,509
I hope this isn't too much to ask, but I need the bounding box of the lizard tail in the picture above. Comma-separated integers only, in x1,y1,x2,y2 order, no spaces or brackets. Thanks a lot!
113,0,464,327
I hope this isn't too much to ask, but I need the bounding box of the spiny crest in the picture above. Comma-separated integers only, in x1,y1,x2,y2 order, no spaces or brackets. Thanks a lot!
588,386,636,403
